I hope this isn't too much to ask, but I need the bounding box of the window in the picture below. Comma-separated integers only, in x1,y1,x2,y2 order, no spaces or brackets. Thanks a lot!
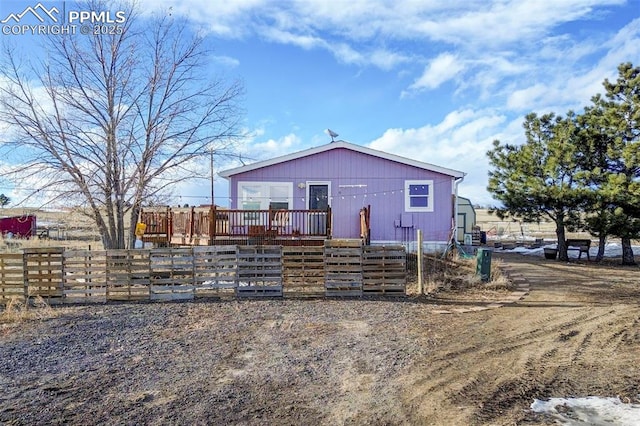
405,180,433,212
238,182,293,210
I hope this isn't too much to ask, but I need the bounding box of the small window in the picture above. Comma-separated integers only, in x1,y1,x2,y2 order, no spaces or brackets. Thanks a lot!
405,180,433,212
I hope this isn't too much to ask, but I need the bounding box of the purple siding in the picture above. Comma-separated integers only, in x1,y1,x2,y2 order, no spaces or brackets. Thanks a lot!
228,147,456,243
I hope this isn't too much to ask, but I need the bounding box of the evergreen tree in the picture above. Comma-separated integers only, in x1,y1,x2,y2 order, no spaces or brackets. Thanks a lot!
592,63,640,265
487,113,582,261
575,104,614,262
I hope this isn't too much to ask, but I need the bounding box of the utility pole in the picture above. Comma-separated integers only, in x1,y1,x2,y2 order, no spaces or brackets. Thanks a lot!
210,149,214,207
209,148,215,245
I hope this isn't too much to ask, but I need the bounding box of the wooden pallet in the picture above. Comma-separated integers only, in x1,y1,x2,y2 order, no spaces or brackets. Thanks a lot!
282,246,324,297
105,250,151,301
363,245,406,295
193,246,238,298
23,248,64,304
237,246,283,298
324,240,363,297
150,248,195,301
63,250,107,303
0,253,24,303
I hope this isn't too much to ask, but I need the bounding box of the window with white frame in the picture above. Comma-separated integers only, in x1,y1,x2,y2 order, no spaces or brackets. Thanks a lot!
238,181,293,210
404,180,434,212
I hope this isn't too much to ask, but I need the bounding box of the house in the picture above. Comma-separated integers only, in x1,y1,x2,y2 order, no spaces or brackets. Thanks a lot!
456,196,477,242
218,141,466,250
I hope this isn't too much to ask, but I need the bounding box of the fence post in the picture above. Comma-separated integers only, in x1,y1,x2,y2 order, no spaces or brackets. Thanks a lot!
22,249,28,305
417,229,423,295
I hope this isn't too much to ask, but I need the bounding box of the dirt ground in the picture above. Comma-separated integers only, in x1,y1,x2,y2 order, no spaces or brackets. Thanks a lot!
1,252,639,425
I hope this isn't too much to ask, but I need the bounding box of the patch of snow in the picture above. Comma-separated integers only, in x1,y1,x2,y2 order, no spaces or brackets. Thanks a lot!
504,243,640,258
531,396,640,425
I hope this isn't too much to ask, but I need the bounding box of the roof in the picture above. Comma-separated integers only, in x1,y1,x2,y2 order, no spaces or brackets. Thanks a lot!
218,140,466,179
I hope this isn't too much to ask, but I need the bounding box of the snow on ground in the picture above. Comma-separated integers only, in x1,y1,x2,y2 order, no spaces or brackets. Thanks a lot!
531,397,640,425
503,242,640,258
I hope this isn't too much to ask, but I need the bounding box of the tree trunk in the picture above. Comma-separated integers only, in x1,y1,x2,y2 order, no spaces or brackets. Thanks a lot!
595,234,606,262
128,204,142,249
621,237,636,265
555,215,568,261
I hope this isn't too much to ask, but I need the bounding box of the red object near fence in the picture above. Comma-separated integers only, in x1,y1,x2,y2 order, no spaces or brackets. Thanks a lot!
0,215,36,238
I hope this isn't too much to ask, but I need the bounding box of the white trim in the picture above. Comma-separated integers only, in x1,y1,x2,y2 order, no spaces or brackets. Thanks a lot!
454,176,465,241
219,140,465,179
405,180,434,212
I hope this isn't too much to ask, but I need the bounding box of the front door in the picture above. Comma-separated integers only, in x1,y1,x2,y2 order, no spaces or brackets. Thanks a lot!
307,183,330,236
308,184,329,210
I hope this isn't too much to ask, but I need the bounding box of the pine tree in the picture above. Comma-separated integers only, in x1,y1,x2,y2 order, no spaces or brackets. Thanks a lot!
591,63,640,265
487,113,582,261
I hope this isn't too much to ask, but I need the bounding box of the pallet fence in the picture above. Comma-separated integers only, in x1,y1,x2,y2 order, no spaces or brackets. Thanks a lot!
0,243,406,305
324,239,364,297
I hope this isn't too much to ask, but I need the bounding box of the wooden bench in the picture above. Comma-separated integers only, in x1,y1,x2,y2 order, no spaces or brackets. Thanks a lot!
565,239,591,260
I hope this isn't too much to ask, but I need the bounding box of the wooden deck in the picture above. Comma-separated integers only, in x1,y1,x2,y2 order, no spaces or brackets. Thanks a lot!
140,206,334,246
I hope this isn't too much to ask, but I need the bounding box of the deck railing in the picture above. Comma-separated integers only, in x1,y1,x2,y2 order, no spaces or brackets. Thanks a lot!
139,207,332,246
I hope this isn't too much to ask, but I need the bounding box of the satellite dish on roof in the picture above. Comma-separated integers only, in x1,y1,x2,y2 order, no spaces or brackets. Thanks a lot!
325,128,339,142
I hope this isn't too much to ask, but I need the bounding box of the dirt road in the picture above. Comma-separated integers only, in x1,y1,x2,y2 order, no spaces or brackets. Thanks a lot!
1,253,639,425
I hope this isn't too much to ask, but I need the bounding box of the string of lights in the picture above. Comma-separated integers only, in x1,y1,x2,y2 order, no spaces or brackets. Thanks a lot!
0,175,454,206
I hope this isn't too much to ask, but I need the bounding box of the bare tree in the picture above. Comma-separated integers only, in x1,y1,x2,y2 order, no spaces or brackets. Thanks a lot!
0,1,243,248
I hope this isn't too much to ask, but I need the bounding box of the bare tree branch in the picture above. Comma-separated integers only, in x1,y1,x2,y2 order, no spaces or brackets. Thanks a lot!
0,1,244,248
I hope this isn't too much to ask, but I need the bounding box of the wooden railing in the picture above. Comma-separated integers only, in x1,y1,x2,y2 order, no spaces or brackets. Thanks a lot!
139,206,332,246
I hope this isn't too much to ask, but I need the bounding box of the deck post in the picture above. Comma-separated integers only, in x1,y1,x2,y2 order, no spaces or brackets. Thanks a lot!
209,205,215,246
189,206,195,240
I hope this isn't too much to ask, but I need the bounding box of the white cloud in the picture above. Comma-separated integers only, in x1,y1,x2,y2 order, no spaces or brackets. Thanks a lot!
136,0,635,100
368,109,521,205
417,0,626,47
507,83,549,111
261,27,326,50
407,53,465,93
248,132,301,161
211,55,240,68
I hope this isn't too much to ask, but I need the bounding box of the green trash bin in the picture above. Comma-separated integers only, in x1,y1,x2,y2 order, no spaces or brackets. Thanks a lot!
476,248,492,282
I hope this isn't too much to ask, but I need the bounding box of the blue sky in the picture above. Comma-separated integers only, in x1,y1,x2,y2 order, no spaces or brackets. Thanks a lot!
1,0,639,207
160,0,640,207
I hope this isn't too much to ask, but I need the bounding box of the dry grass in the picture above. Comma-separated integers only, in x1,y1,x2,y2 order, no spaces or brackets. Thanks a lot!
0,236,100,253
0,294,57,325
407,253,513,296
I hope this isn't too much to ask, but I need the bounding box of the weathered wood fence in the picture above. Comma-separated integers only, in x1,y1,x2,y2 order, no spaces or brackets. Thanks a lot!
0,241,406,305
